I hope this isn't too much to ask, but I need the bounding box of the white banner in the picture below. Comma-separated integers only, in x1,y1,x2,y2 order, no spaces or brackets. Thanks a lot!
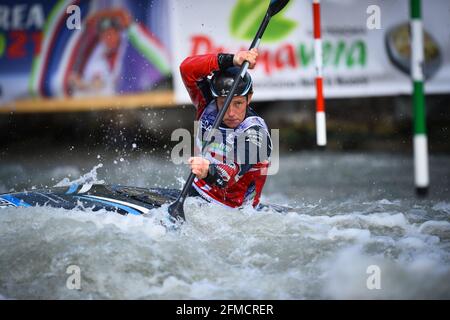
169,0,450,103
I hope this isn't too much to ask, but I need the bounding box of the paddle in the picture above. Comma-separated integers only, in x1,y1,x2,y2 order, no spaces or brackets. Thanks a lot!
168,0,290,223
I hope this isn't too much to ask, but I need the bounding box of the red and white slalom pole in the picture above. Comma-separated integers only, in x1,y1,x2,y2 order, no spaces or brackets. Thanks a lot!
312,0,327,147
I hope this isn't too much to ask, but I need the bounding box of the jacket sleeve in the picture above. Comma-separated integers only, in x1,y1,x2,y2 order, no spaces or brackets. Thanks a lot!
179,53,234,117
204,162,240,189
235,125,272,175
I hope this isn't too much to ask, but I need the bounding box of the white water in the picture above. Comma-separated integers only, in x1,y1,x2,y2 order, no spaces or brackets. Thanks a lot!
0,152,449,299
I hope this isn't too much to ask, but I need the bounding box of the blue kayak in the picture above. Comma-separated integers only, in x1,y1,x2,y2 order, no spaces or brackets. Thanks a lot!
0,184,291,215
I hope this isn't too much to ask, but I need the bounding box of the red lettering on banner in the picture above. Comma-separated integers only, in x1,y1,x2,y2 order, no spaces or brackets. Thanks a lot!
191,35,224,55
275,44,298,70
31,31,42,55
258,50,271,74
191,35,213,55
189,34,299,75
7,31,26,58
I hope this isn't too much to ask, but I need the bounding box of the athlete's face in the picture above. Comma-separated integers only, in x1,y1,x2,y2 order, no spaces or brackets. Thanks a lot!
216,94,252,129
100,27,121,52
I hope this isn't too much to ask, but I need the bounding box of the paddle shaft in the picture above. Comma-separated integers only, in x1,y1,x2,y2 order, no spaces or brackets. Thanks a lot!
169,13,271,221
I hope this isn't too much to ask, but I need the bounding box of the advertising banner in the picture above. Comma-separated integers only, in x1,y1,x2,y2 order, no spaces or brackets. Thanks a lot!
0,0,171,107
169,0,450,103
1,0,450,110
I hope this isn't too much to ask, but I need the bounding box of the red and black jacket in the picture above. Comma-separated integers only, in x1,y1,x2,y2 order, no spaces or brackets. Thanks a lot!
180,53,272,208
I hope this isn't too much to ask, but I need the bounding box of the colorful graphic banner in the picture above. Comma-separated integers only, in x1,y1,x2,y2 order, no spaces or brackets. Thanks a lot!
0,0,171,105
169,0,450,103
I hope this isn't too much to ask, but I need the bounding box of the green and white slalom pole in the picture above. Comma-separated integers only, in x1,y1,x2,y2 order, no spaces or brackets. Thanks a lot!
410,0,429,196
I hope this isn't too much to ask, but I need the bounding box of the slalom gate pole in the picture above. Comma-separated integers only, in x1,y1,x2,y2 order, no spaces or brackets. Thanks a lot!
410,0,429,196
313,0,326,147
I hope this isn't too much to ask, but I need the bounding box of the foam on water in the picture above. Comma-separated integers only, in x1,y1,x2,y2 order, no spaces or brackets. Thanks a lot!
2,200,449,299
433,202,450,214
54,163,105,187
1,152,450,299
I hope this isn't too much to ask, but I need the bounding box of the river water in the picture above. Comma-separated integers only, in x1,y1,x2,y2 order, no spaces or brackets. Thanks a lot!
0,151,449,299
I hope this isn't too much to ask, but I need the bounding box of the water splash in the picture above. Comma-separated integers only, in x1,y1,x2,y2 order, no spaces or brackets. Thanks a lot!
1,152,450,299
54,163,105,187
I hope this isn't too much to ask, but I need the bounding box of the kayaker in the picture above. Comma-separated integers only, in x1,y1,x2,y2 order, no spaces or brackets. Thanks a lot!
179,49,272,208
